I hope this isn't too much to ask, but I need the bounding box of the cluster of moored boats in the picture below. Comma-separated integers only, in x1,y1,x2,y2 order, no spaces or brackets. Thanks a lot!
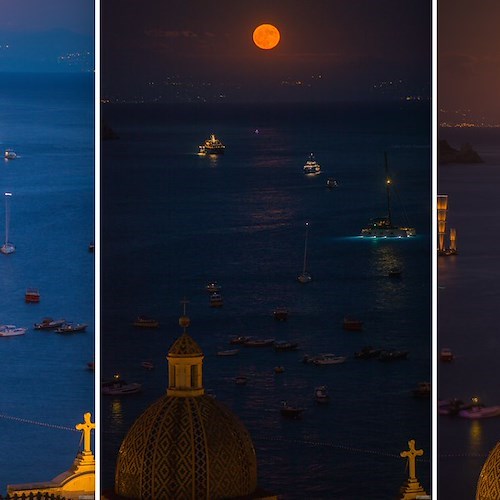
34,317,88,334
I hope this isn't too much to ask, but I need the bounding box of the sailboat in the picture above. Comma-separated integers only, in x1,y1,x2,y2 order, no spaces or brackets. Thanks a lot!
0,192,15,254
361,153,416,238
297,222,312,283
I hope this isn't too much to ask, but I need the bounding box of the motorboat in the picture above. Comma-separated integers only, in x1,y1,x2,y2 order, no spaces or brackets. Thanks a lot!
25,288,41,303
209,292,224,307
297,222,312,283
458,397,500,419
244,338,275,347
303,153,321,175
412,382,431,398
354,346,381,359
4,149,17,160
88,242,95,252
361,152,416,238
198,134,225,155
132,316,159,328
440,347,454,362
34,318,66,330
216,348,240,356
273,340,299,351
55,323,88,333
0,192,15,255
438,399,466,416
326,177,338,189
312,353,347,365
378,349,409,361
273,307,289,321
343,316,363,331
280,401,305,418
101,374,142,395
205,281,221,293
0,325,27,337
229,335,252,345
315,385,330,403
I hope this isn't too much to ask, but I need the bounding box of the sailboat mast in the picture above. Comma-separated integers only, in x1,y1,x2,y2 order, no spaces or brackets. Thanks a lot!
4,192,11,244
302,222,309,273
384,152,392,226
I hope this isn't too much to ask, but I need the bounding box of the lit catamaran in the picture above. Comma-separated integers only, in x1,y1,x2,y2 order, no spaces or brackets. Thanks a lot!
1,192,15,254
360,153,416,238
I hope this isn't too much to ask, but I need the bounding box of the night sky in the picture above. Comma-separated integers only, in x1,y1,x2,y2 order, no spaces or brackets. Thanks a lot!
439,0,500,121
101,0,431,103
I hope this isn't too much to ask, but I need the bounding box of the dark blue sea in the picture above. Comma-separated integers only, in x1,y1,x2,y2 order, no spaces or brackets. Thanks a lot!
438,128,500,499
0,73,94,491
101,101,431,499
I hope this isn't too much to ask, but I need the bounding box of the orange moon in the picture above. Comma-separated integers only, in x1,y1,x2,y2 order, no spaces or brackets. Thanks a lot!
253,24,280,50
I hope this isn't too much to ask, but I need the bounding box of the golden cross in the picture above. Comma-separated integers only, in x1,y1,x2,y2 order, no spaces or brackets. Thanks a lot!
400,439,424,481
75,412,96,454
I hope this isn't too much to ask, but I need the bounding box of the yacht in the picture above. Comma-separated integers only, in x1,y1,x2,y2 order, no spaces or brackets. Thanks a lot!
361,153,416,238
4,149,17,160
303,153,321,175
199,134,225,155
0,325,27,337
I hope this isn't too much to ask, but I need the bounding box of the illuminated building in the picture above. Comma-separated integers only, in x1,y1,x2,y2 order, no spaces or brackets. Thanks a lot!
7,413,95,499
476,441,500,499
111,304,276,499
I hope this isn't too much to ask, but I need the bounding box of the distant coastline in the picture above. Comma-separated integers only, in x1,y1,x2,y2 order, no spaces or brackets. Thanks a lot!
438,139,483,164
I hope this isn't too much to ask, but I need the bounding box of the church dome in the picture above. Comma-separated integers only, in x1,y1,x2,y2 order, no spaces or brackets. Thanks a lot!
476,441,500,499
115,393,258,499
115,308,258,500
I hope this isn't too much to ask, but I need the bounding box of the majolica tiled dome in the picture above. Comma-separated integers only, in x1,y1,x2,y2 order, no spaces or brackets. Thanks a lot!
115,319,258,499
477,442,500,500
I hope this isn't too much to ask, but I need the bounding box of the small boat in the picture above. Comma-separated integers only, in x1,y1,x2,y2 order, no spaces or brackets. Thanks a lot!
303,153,321,175
297,222,312,283
55,323,88,333
88,242,95,252
326,177,338,189
412,381,431,398
205,281,221,293
132,316,159,328
273,307,289,321
216,348,239,356
440,347,454,362
273,340,299,352
0,192,15,255
198,134,225,155
0,325,27,337
25,288,40,303
280,401,304,418
312,353,347,365
244,338,275,347
354,346,382,359
229,335,252,345
378,349,409,361
34,318,66,330
209,292,224,308
274,366,285,374
101,374,142,395
361,153,416,238
459,397,500,419
388,267,402,278
343,316,363,331
4,149,17,160
315,385,330,403
235,376,248,385
141,361,154,370
438,398,466,416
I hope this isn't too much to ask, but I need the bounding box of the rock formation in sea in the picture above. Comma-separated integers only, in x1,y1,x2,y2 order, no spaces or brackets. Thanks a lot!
439,140,483,164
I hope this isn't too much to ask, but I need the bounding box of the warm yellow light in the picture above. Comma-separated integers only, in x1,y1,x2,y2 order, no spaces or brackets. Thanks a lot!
253,24,280,50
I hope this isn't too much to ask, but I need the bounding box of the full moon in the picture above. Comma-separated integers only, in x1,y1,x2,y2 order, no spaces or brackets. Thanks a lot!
253,24,280,50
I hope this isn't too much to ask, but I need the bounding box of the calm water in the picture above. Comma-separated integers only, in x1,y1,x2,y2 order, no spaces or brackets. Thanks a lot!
0,73,94,491
438,128,500,499
101,102,431,498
